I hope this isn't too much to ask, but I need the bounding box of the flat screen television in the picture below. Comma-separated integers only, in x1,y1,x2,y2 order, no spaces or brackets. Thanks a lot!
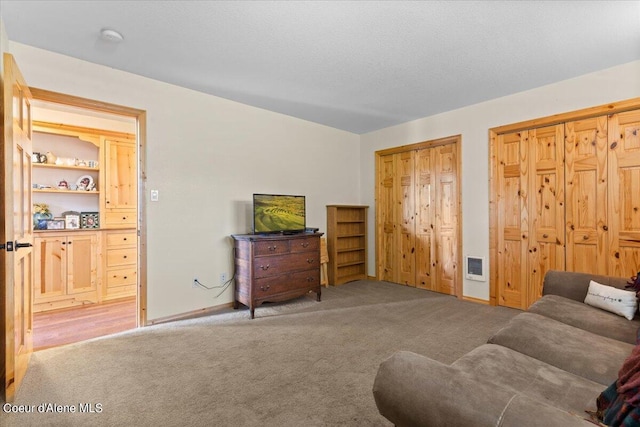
253,193,306,234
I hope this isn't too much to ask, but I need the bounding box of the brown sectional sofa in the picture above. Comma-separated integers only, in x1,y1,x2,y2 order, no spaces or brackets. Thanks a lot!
373,270,639,426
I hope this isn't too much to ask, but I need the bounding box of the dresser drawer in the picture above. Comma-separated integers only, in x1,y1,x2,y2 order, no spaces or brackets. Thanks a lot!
106,267,137,287
254,240,289,256
104,210,136,228
253,252,320,278
254,270,319,296
290,236,319,253
107,248,136,267
106,231,137,247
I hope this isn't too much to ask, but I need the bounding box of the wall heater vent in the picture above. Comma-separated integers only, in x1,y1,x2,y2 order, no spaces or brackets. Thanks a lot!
465,256,486,282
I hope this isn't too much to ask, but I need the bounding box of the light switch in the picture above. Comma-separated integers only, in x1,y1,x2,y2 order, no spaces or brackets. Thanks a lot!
151,190,159,202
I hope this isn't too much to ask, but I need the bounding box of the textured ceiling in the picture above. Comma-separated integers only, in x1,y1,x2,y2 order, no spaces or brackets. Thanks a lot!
2,1,639,134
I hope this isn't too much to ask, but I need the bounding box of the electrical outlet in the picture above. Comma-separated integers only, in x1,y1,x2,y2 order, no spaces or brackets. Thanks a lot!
193,278,199,289
220,273,227,284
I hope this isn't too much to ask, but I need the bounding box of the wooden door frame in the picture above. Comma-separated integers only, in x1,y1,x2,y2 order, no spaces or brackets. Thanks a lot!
488,97,640,306
29,88,148,326
374,135,463,298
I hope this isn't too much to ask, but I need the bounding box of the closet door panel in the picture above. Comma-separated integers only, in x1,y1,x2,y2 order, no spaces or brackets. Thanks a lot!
608,110,640,278
378,154,397,282
398,151,416,286
415,149,435,290
497,131,529,309
435,145,457,296
565,117,608,276
528,125,565,306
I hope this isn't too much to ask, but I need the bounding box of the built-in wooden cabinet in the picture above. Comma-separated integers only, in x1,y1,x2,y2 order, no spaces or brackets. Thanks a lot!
32,122,138,312
326,205,368,285
33,231,100,312
376,136,461,296
102,139,137,228
104,229,138,301
491,106,640,310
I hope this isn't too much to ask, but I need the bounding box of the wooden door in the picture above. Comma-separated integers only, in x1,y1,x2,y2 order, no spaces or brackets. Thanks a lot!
377,154,397,282
105,139,137,209
376,138,460,296
608,110,640,278
398,151,416,286
67,233,98,294
2,53,34,402
496,130,529,309
527,125,565,304
34,236,66,300
433,144,458,295
415,148,435,290
565,116,608,276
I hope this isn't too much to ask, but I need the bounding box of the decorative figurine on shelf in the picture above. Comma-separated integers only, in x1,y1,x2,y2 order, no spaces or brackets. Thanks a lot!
33,203,53,230
45,151,57,164
58,179,69,190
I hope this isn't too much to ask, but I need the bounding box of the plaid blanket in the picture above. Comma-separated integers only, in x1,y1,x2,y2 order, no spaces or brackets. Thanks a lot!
590,341,640,426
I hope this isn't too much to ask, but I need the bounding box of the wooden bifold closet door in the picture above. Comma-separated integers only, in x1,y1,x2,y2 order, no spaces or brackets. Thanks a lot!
492,105,640,309
376,136,461,296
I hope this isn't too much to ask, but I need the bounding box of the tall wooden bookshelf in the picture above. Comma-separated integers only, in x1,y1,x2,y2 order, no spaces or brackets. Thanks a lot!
326,205,368,285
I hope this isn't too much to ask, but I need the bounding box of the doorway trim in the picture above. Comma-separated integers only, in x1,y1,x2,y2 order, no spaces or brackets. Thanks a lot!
30,87,148,326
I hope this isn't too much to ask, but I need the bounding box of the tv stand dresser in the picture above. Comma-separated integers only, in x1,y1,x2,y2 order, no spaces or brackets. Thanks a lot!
231,232,323,319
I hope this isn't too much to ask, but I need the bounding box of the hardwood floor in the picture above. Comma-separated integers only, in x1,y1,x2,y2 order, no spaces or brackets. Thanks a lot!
33,297,137,351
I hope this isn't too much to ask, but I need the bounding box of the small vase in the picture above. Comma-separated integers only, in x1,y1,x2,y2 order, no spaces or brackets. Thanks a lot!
33,212,53,230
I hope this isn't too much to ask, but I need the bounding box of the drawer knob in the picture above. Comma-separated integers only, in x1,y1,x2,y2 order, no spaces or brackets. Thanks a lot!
301,242,309,248
124,276,128,279
542,233,548,238
307,258,315,264
268,245,277,251
124,255,128,259
123,238,127,241
260,264,270,271
260,285,270,291
122,217,127,220
307,277,315,282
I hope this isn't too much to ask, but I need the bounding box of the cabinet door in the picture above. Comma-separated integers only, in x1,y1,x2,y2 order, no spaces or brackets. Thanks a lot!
565,116,608,276
105,139,137,210
608,110,640,278
34,236,66,299
67,234,98,294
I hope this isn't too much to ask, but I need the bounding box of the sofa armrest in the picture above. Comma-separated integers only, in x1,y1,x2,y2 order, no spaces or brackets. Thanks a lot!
542,270,629,303
372,351,592,427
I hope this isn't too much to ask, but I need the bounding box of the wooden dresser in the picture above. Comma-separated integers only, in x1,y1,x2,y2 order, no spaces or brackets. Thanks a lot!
232,232,323,318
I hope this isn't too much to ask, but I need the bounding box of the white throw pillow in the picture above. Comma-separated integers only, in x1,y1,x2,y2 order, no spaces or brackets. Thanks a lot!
584,280,638,320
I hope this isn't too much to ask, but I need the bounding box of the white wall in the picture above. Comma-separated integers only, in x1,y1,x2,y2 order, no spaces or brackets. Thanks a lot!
9,42,361,320
360,60,640,301
0,17,8,80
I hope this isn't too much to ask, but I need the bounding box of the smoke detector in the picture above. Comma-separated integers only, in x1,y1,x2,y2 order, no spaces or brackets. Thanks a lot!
100,28,124,43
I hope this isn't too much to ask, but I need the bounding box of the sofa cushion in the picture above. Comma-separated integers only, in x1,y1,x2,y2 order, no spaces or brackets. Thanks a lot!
584,280,638,320
452,344,602,414
488,312,634,385
529,295,640,344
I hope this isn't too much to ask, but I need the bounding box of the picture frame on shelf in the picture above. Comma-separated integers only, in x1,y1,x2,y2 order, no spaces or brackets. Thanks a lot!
81,212,99,229
62,211,81,230
46,219,65,230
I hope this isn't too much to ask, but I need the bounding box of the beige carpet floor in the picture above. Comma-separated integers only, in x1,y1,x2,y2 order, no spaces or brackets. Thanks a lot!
3,280,518,426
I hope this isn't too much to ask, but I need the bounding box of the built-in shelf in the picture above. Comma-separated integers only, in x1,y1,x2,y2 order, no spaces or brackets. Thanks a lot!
33,163,99,172
34,189,99,194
